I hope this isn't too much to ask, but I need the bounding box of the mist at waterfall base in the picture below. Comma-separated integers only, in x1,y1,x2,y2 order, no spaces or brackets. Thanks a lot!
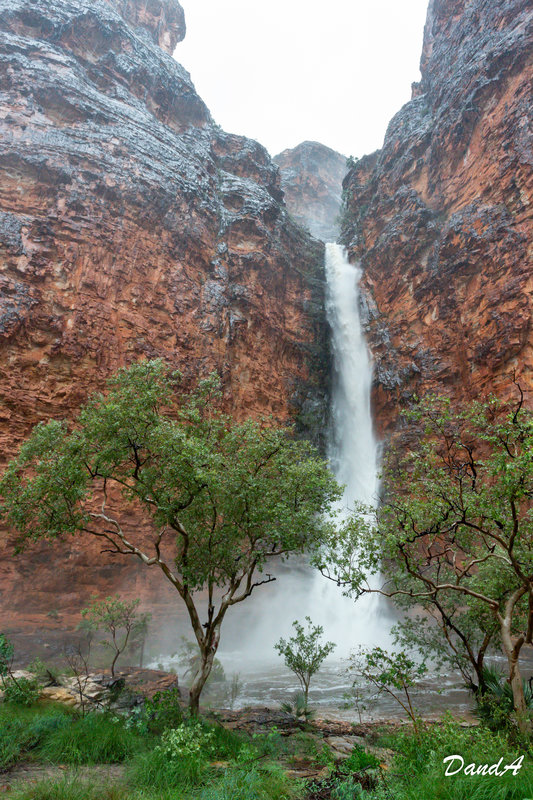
149,244,409,712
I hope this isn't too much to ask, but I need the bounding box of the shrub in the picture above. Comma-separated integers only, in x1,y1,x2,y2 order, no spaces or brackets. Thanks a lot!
338,745,380,774
142,687,183,733
159,721,215,763
2,675,41,706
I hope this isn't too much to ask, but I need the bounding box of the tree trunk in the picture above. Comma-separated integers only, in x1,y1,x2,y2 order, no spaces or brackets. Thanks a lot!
500,618,530,734
188,625,222,715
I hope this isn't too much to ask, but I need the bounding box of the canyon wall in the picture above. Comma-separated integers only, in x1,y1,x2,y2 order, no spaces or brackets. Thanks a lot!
340,0,532,434
0,0,328,630
274,141,347,242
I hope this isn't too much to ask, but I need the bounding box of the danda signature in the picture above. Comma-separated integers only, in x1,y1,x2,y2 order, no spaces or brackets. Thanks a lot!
442,754,524,777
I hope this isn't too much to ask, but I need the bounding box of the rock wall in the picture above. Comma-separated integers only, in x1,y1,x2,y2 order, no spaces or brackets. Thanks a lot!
0,0,327,628
275,141,347,242
341,0,532,434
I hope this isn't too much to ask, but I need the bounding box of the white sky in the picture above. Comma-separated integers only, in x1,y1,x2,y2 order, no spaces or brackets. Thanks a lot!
174,0,429,158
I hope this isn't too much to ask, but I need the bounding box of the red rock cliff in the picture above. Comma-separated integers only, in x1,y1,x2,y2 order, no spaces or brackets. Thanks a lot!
0,0,327,628
341,0,532,434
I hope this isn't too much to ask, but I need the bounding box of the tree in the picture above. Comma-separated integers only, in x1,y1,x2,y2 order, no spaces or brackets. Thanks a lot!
0,360,341,714
391,596,498,698
275,616,336,708
80,595,151,676
349,646,427,737
320,393,533,733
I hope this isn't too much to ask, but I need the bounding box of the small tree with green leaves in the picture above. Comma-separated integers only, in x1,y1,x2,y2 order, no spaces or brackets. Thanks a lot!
275,617,336,709
0,359,341,714
80,595,151,676
319,391,533,734
350,647,427,737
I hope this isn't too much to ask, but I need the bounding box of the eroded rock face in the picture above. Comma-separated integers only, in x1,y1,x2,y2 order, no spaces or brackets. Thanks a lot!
0,0,327,627
341,0,532,434
275,141,347,242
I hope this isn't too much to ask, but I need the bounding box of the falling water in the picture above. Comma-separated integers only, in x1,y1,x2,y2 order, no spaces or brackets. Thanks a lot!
216,242,387,655
152,242,393,708
325,242,378,511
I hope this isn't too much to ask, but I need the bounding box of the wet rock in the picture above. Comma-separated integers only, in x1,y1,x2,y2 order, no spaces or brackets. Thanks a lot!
0,0,325,630
275,141,348,242
339,0,532,435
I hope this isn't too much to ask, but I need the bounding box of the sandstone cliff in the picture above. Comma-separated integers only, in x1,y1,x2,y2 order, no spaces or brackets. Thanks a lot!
341,0,532,434
0,0,327,626
274,141,347,242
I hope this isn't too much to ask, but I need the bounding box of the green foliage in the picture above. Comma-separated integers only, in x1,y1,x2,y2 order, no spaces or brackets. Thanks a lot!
0,632,14,679
349,647,427,734
80,595,150,676
158,721,215,763
36,711,145,764
0,704,72,770
280,692,316,722
28,656,60,685
128,735,206,790
331,779,365,800
275,617,336,705
475,666,533,732
2,675,40,706
382,715,533,800
197,762,303,800
178,639,225,686
320,394,533,728
7,778,125,800
0,632,40,705
0,360,342,709
139,687,183,734
338,745,380,774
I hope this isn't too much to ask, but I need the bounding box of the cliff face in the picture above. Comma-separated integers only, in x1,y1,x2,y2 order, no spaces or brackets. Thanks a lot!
341,0,532,434
274,142,347,242
0,0,327,626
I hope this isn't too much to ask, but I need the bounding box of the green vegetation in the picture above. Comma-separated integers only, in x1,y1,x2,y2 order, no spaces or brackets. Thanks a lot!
349,647,427,736
80,595,151,676
1,370,532,797
275,617,336,709
0,359,342,713
320,393,533,733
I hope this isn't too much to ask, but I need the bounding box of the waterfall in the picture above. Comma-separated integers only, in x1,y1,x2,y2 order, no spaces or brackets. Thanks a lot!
152,241,392,698
213,242,389,662
325,242,378,511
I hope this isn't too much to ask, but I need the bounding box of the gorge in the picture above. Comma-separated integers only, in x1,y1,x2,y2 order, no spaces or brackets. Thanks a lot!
0,0,531,689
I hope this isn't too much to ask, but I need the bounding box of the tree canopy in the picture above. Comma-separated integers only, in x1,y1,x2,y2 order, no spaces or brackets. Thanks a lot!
0,359,342,711
319,392,533,731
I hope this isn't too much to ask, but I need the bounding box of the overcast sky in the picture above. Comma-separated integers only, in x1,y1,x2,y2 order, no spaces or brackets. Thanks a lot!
174,0,429,158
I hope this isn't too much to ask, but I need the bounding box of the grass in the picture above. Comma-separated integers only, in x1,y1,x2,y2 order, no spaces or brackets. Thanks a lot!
374,717,533,800
7,778,126,800
2,699,532,800
36,711,147,764
0,703,73,770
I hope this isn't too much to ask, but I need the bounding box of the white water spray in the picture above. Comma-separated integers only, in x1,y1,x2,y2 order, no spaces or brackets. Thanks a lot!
152,242,391,699
213,243,389,662
325,242,378,511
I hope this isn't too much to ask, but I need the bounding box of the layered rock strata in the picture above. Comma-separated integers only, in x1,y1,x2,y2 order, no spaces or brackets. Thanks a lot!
341,0,532,433
275,141,347,242
0,0,327,625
